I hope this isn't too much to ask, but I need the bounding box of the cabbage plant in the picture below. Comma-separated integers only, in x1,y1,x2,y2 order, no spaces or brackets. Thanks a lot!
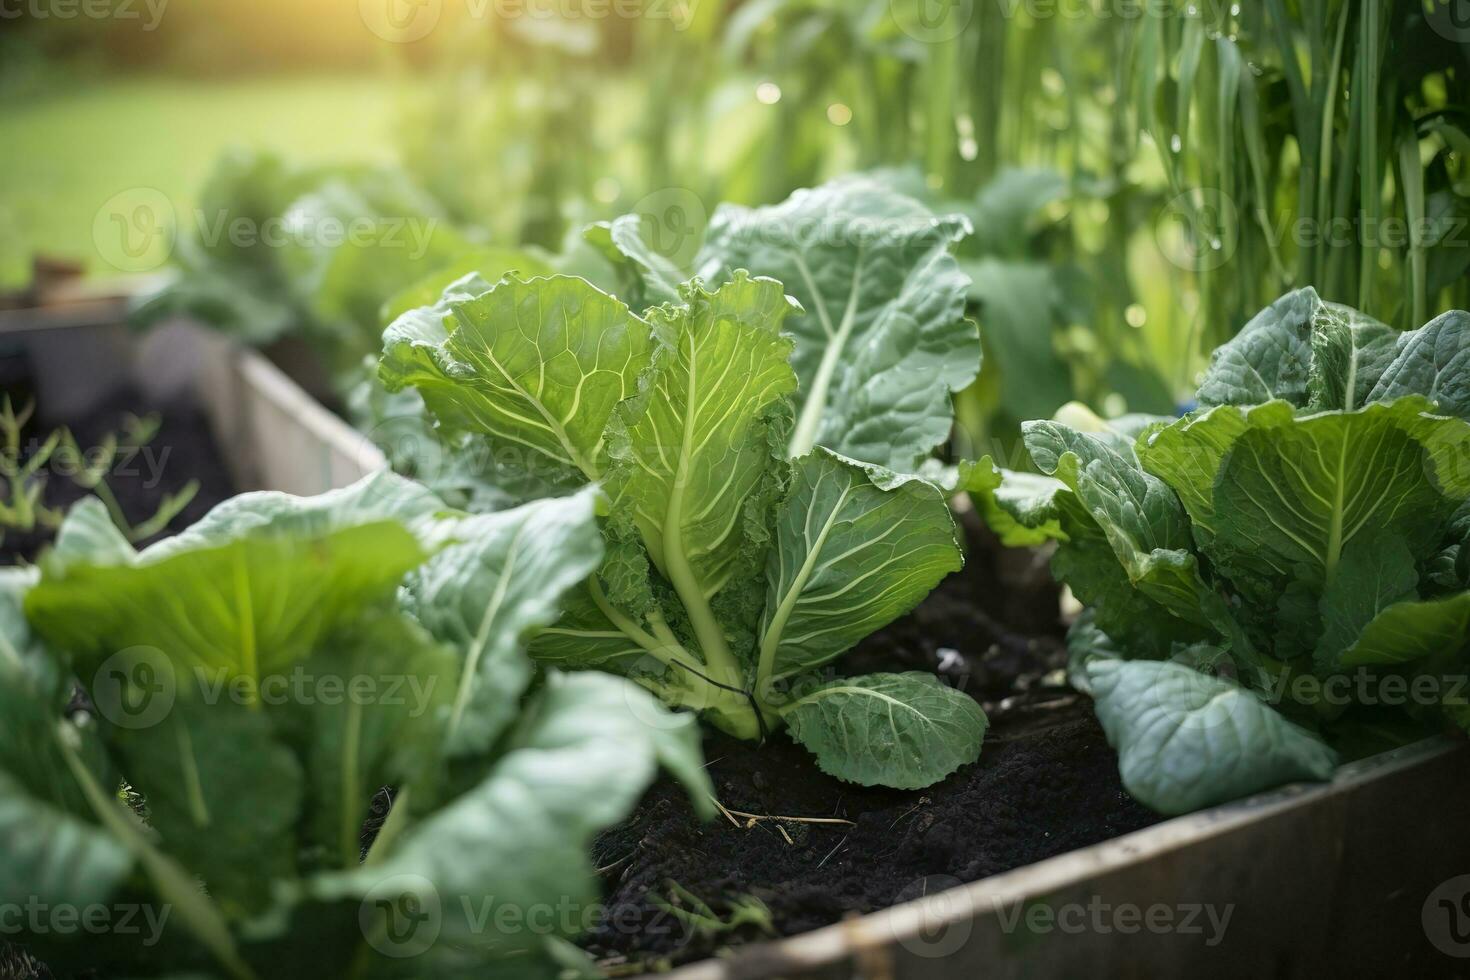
588,175,981,472
978,288,1470,814
381,270,987,790
5,472,710,978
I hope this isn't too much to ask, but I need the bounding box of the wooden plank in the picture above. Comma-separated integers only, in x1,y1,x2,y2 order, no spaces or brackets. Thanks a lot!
668,737,1470,979
236,349,386,495
2,310,384,498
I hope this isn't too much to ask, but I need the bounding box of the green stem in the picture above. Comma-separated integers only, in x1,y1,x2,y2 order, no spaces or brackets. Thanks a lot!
788,254,863,458
645,609,682,651
589,577,758,727
444,525,522,748
231,550,259,709
590,582,758,737
587,579,689,673
924,31,960,191
1324,439,1350,585
665,567,742,689
1399,131,1427,327
659,340,748,692
340,698,363,867
1314,3,1350,291
755,487,851,693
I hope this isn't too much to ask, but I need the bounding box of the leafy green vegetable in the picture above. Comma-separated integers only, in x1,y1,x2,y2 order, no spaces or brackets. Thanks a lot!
982,290,1470,814
783,672,990,790
1085,658,1338,814
382,270,986,789
350,250,576,513
9,474,711,977
399,487,606,758
590,176,981,472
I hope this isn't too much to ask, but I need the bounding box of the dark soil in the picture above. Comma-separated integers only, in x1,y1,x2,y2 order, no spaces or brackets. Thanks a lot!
584,511,1159,972
0,355,235,565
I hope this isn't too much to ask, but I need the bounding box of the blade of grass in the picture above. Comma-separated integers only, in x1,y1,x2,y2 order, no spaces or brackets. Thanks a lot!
1399,129,1428,326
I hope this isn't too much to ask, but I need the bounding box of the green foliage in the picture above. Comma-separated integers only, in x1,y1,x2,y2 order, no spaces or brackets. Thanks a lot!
593,175,982,471
783,671,990,790
131,148,474,377
1128,0,1470,335
980,289,1470,814
381,268,986,789
6,473,711,977
1083,657,1338,814
389,0,1470,442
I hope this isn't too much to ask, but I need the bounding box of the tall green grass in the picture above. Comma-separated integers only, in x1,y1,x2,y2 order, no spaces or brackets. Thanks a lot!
1129,0,1470,342
395,0,1470,424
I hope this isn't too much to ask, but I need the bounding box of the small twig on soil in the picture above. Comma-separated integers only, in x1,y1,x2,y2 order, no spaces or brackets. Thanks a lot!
887,798,930,831
709,800,856,828
816,833,850,869
597,854,632,876
710,797,743,829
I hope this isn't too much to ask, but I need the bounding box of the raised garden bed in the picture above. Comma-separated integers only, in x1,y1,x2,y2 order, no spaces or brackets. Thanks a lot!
0,296,384,504
585,534,1470,977
8,291,1467,978
662,734,1469,979
195,315,1470,978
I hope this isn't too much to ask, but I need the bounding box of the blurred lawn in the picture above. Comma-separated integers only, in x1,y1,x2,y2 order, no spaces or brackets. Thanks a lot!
0,74,418,288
